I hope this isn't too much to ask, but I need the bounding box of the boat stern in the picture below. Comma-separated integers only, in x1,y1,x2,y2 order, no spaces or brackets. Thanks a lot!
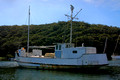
79,54,108,66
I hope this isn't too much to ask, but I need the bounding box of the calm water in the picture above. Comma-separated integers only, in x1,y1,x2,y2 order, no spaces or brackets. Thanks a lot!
0,68,120,80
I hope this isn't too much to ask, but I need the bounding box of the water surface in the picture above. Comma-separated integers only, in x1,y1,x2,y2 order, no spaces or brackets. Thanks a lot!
0,68,120,80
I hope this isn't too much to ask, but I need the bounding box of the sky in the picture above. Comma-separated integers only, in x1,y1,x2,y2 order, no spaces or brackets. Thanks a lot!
0,0,120,27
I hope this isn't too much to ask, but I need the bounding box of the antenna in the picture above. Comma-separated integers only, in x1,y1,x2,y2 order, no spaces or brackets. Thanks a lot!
27,5,30,53
65,5,82,44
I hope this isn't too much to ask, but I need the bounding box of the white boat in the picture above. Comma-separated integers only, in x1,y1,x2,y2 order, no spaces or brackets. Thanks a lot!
108,34,120,66
111,55,120,60
15,5,108,69
111,35,120,60
108,55,120,66
15,43,108,69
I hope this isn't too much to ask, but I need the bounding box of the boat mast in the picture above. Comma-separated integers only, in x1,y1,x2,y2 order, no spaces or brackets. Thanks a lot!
65,5,82,44
27,6,30,53
103,37,108,53
113,35,120,56
70,5,74,44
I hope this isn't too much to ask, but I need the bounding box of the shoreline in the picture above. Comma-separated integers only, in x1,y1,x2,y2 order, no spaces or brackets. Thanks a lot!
0,61,19,68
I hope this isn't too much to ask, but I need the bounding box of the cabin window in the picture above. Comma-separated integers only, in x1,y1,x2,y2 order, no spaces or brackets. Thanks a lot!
66,45,70,48
73,50,77,54
66,45,68,48
56,45,58,50
59,45,61,50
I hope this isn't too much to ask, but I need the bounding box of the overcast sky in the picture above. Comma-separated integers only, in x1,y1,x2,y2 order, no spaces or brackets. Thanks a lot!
0,0,120,27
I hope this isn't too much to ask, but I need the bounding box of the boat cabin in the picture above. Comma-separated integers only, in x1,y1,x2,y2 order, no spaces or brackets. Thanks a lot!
55,43,96,59
16,43,96,59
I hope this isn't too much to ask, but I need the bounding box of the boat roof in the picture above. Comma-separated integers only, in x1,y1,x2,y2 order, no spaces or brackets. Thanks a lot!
29,46,55,49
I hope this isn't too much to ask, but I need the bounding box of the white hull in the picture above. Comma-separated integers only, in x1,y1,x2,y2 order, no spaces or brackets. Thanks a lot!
17,62,106,69
16,54,108,69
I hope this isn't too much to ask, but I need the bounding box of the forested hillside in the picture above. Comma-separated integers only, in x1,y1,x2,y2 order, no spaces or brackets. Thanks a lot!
0,21,120,60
